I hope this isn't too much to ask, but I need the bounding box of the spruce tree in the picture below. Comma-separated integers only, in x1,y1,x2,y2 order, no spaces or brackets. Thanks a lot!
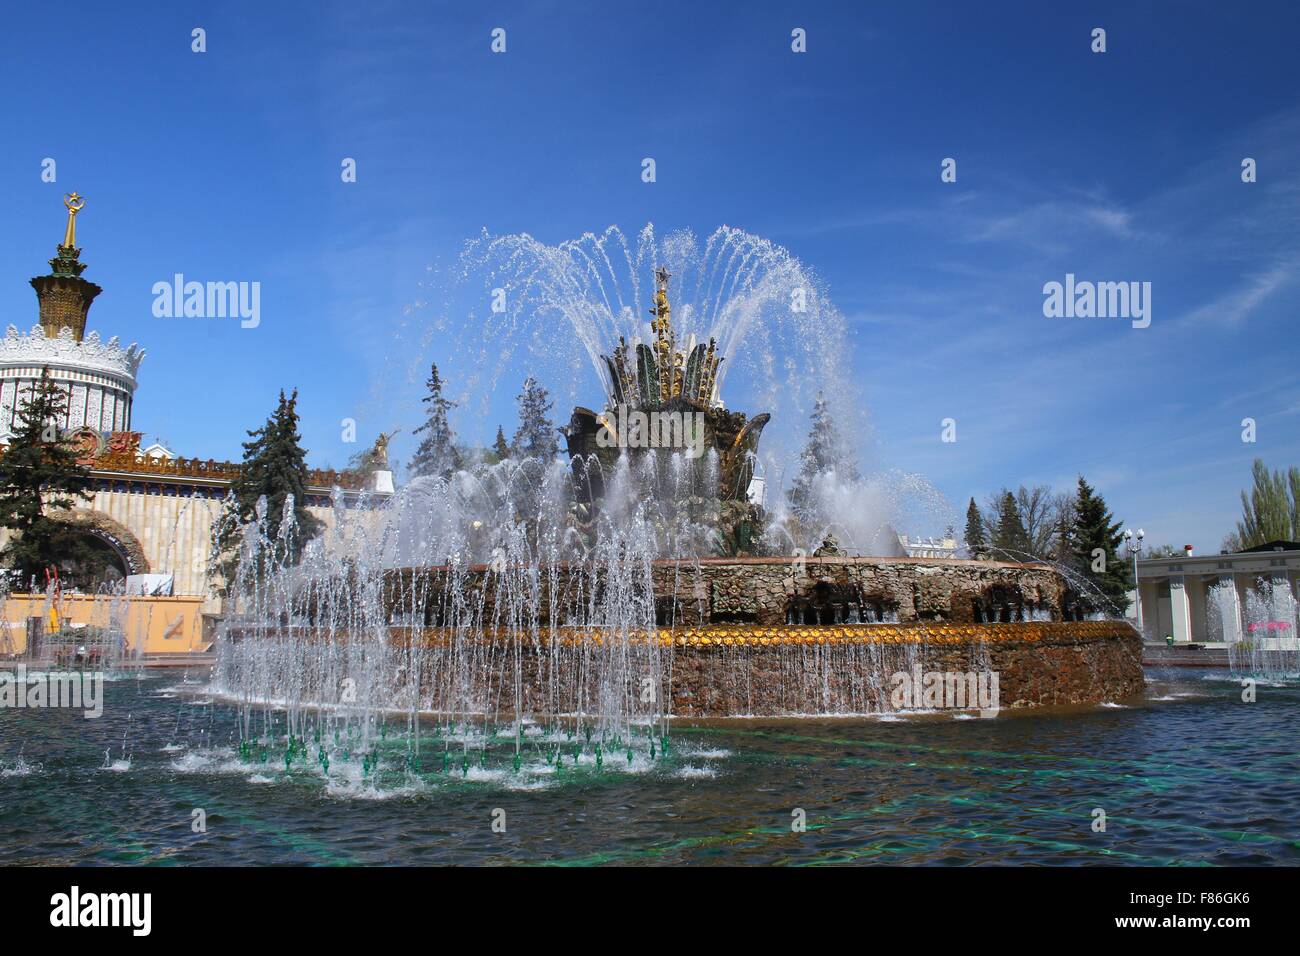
787,393,859,521
1071,476,1130,611
511,377,557,459
991,490,1030,558
1052,512,1075,564
228,389,323,569
964,497,987,557
0,367,101,588
492,425,510,461
408,363,460,480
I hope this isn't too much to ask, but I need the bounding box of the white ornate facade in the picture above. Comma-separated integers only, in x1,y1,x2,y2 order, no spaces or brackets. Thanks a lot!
898,534,959,559
1,200,388,616
0,324,143,440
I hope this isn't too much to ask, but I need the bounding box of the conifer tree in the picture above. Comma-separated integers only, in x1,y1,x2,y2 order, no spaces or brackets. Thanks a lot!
1071,475,1130,610
409,363,460,480
222,389,323,575
786,393,859,522
964,497,987,557
511,377,557,459
991,490,1030,557
492,425,510,462
0,366,101,587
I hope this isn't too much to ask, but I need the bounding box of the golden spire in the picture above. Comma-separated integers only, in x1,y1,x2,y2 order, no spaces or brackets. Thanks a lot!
650,266,675,402
62,192,85,248
33,191,100,341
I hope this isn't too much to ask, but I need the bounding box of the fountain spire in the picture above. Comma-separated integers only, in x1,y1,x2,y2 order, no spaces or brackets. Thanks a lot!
649,266,677,402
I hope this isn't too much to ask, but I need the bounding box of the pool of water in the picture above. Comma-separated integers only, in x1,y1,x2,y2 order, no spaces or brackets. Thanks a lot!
1,668,1297,865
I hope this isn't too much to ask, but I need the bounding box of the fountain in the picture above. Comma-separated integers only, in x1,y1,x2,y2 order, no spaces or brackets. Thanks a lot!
208,226,1144,782
1229,575,1300,679
563,266,768,554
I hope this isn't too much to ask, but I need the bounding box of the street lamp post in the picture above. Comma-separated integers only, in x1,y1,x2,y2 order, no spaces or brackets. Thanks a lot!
1124,528,1145,633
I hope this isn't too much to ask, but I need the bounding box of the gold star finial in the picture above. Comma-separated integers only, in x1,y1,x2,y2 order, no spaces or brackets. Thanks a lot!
62,192,85,248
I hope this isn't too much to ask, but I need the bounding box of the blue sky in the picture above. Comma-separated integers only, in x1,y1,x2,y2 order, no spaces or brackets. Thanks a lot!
1,0,1297,550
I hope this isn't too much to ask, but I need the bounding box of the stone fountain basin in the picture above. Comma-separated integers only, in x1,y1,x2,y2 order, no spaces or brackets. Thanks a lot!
222,621,1143,718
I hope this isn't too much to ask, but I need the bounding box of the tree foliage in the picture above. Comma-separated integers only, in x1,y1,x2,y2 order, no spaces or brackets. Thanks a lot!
977,485,1068,560
409,363,460,480
1070,475,1131,611
511,377,557,459
212,389,323,592
963,497,986,556
0,367,103,589
1224,458,1299,551
991,490,1031,557
786,393,859,523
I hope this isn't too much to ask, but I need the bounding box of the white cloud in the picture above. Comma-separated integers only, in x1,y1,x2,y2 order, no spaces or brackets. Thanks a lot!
1180,258,1298,328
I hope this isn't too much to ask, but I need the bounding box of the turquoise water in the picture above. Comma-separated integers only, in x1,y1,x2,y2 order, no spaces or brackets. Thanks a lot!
1,668,1297,865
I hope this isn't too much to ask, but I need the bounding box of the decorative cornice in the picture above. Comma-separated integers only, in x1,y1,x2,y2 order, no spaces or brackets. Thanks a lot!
391,620,1138,649
0,324,144,383
87,448,370,492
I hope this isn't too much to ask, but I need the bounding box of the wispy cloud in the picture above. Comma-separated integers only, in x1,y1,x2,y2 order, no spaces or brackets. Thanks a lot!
964,198,1139,251
1180,257,1299,327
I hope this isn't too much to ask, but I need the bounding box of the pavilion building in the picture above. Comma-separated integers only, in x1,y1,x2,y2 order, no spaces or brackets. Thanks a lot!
0,197,388,625
1134,541,1299,645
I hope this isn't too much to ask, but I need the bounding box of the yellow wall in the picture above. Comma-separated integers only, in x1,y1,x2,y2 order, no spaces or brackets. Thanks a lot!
0,493,343,614
1,593,209,657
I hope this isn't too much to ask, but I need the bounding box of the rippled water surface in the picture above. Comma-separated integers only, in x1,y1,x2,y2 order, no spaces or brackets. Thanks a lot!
1,668,1297,865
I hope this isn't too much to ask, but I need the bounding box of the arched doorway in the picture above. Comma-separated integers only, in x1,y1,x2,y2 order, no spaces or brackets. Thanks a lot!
45,508,149,590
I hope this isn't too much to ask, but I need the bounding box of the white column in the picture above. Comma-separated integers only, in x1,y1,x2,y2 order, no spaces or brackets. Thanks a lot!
1170,574,1193,643
1216,573,1242,644
1269,570,1293,617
